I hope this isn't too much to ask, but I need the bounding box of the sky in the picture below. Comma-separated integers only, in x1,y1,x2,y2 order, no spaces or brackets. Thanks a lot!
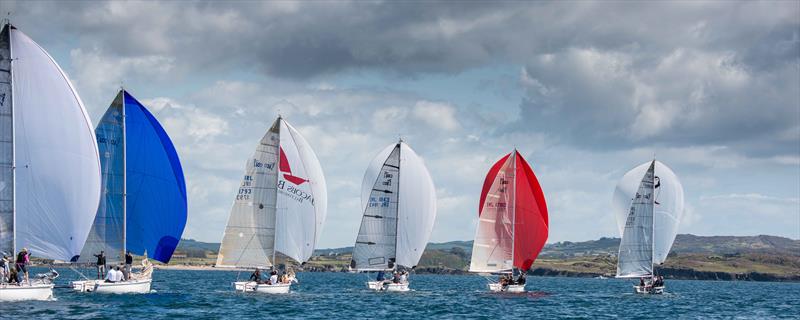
4,1,799,248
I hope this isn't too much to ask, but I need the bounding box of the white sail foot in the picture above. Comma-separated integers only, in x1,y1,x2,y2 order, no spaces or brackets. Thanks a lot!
233,281,291,294
488,283,526,293
72,278,152,294
0,283,54,301
366,281,410,292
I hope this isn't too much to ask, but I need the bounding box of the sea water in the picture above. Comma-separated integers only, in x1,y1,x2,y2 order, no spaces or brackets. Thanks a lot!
10,268,799,319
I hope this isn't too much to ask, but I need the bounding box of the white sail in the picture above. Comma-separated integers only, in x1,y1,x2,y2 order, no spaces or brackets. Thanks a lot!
216,120,279,268
352,144,400,271
395,142,437,268
275,119,327,264
9,26,101,262
352,141,436,270
616,161,655,278
613,160,684,265
469,154,515,273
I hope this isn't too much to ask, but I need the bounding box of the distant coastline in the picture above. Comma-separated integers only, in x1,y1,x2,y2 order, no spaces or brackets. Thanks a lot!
39,234,798,283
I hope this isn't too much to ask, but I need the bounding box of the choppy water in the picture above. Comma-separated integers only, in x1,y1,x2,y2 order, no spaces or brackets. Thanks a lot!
10,267,799,319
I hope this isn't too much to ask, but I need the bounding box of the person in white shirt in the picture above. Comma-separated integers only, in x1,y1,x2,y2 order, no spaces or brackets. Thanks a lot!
269,270,278,285
105,267,118,283
399,271,408,284
105,266,126,283
117,266,127,282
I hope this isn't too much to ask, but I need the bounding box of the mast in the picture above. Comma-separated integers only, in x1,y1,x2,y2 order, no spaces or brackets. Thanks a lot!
650,160,656,277
510,149,516,274
272,116,281,270
121,88,127,261
393,139,402,271
7,22,16,258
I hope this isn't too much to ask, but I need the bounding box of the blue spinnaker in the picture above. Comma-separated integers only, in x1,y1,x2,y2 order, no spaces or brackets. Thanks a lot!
124,91,187,263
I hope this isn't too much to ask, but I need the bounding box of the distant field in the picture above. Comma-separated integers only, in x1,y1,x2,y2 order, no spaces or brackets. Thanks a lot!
148,234,800,282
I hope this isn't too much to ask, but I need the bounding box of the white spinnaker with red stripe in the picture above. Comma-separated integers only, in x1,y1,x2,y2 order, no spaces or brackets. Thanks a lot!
276,120,328,264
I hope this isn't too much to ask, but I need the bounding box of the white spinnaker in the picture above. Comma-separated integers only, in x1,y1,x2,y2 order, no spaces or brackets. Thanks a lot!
616,162,655,278
612,160,684,265
469,155,515,273
216,120,279,269
275,119,327,264
11,27,101,262
395,142,436,268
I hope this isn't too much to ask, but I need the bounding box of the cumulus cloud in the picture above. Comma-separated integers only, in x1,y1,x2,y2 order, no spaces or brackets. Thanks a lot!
5,0,798,244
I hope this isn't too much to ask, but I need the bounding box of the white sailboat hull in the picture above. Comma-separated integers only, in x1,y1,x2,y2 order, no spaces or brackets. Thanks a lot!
72,279,152,294
488,283,525,293
634,285,664,294
366,281,410,292
0,283,54,301
233,281,291,294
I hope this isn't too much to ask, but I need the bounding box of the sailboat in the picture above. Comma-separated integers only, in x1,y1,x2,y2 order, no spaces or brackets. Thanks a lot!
0,22,102,301
612,160,684,294
71,89,187,294
216,116,327,294
350,140,436,292
468,150,548,293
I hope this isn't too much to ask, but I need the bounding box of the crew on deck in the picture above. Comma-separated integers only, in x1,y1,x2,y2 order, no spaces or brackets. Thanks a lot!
94,251,107,280
16,248,29,284
105,266,124,283
269,270,278,285
249,269,263,284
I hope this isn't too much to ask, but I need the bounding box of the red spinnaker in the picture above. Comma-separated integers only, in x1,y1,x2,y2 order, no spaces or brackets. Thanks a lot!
478,151,549,271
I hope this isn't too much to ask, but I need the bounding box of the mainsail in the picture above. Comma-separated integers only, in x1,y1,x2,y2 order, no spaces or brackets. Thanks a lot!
469,151,548,273
80,90,187,264
217,117,326,269
351,141,436,271
613,160,684,270
616,161,655,278
0,23,101,262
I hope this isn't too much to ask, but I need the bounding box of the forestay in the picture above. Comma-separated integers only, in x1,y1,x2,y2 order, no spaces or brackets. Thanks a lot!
612,160,684,265
616,161,655,278
5,24,101,262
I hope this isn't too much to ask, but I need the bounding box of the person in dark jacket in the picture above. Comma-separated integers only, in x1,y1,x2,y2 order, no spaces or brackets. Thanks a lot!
249,269,263,283
516,273,526,285
94,251,107,280
124,251,134,281
16,248,29,284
